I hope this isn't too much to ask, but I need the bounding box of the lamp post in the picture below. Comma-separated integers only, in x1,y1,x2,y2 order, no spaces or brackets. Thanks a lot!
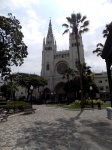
79,90,81,100
103,91,106,102
90,86,93,108
30,85,33,106
51,92,53,100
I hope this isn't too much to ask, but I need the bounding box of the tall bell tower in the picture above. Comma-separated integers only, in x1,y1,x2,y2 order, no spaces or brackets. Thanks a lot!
41,20,57,89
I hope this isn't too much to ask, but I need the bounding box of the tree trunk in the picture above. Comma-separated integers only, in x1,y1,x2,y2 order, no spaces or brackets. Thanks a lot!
75,35,84,108
27,88,30,101
10,75,13,101
106,60,112,107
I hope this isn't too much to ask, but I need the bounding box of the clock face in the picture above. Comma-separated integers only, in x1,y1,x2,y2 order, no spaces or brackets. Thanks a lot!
57,62,68,74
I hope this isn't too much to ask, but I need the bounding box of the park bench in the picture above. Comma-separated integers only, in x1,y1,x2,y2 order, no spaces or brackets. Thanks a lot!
23,105,36,114
0,108,8,121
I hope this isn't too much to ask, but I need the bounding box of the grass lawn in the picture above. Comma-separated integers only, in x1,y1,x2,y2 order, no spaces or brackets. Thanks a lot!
49,101,111,110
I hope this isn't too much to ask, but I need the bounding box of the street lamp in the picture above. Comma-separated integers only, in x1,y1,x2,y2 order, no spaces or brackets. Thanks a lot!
90,86,93,108
30,85,33,106
79,90,81,100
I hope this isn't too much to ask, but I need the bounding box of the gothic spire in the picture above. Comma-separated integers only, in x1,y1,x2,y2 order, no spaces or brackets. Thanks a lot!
47,19,53,38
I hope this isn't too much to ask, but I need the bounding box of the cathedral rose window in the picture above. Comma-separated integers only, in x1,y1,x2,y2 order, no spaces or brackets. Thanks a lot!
57,62,68,74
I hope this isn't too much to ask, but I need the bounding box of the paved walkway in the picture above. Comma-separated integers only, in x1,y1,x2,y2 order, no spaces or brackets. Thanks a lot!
0,105,112,150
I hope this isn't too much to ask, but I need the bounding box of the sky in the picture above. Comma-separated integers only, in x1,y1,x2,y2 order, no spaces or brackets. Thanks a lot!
0,0,112,75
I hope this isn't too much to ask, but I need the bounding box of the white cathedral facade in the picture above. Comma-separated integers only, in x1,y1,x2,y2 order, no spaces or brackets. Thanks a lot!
41,20,85,99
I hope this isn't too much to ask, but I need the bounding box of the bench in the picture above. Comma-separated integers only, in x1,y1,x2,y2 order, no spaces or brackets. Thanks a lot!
0,108,8,121
23,105,36,114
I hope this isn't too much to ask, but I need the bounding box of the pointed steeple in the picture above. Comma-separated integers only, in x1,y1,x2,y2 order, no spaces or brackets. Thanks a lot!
47,19,53,38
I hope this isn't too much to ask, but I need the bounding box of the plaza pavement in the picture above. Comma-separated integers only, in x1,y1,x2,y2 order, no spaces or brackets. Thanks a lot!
0,105,112,150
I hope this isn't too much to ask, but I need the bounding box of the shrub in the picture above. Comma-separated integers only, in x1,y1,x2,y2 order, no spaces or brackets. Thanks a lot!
96,99,104,105
74,100,81,105
85,99,104,105
74,99,104,105
6,101,27,111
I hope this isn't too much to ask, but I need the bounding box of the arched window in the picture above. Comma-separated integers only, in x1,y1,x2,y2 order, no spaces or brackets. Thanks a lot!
46,63,49,70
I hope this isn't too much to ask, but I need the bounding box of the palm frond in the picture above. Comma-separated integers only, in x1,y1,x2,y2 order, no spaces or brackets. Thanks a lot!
103,29,108,34
62,29,69,35
93,48,102,53
103,33,108,38
71,13,76,23
66,17,73,24
79,28,89,34
81,20,89,28
62,23,69,28
97,53,102,56
81,16,87,22
96,43,104,47
92,50,96,54
103,29,108,38
93,46,102,56
76,13,82,22
79,29,83,34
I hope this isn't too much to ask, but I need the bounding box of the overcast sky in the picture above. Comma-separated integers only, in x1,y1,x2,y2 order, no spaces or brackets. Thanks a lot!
1,0,112,75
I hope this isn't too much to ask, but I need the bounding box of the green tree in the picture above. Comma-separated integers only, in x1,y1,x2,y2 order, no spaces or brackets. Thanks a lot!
80,63,92,76
62,12,89,107
62,68,76,100
1,82,18,100
102,22,112,107
93,22,112,107
2,73,19,100
0,13,28,75
13,73,47,101
93,23,112,57
79,63,98,98
64,64,98,100
62,68,76,82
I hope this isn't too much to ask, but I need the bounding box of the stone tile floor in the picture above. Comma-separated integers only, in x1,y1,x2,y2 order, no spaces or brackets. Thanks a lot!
0,105,112,150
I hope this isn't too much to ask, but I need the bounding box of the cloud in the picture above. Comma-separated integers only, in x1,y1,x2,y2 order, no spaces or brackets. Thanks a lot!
6,0,39,9
1,0,112,74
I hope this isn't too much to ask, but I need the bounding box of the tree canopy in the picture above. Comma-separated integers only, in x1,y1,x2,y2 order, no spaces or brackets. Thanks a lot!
62,13,89,35
63,63,99,99
2,72,48,101
0,13,28,75
11,73,48,89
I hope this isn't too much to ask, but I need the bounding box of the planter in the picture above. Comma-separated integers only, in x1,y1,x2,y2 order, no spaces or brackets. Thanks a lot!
106,107,112,120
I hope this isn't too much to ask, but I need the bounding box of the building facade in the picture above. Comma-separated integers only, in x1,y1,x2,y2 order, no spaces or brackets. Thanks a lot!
41,20,85,99
93,72,109,100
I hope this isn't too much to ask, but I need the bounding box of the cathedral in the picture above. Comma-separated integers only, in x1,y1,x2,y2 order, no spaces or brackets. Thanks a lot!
41,20,85,99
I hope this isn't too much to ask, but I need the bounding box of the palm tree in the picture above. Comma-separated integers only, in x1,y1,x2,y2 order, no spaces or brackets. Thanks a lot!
93,43,104,56
103,22,112,38
62,12,89,107
102,22,112,107
81,63,92,76
92,23,112,57
62,68,76,100
93,22,112,107
62,68,76,82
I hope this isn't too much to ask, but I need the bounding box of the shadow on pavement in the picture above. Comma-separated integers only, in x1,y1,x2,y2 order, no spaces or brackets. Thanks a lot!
15,109,112,150
80,119,112,150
